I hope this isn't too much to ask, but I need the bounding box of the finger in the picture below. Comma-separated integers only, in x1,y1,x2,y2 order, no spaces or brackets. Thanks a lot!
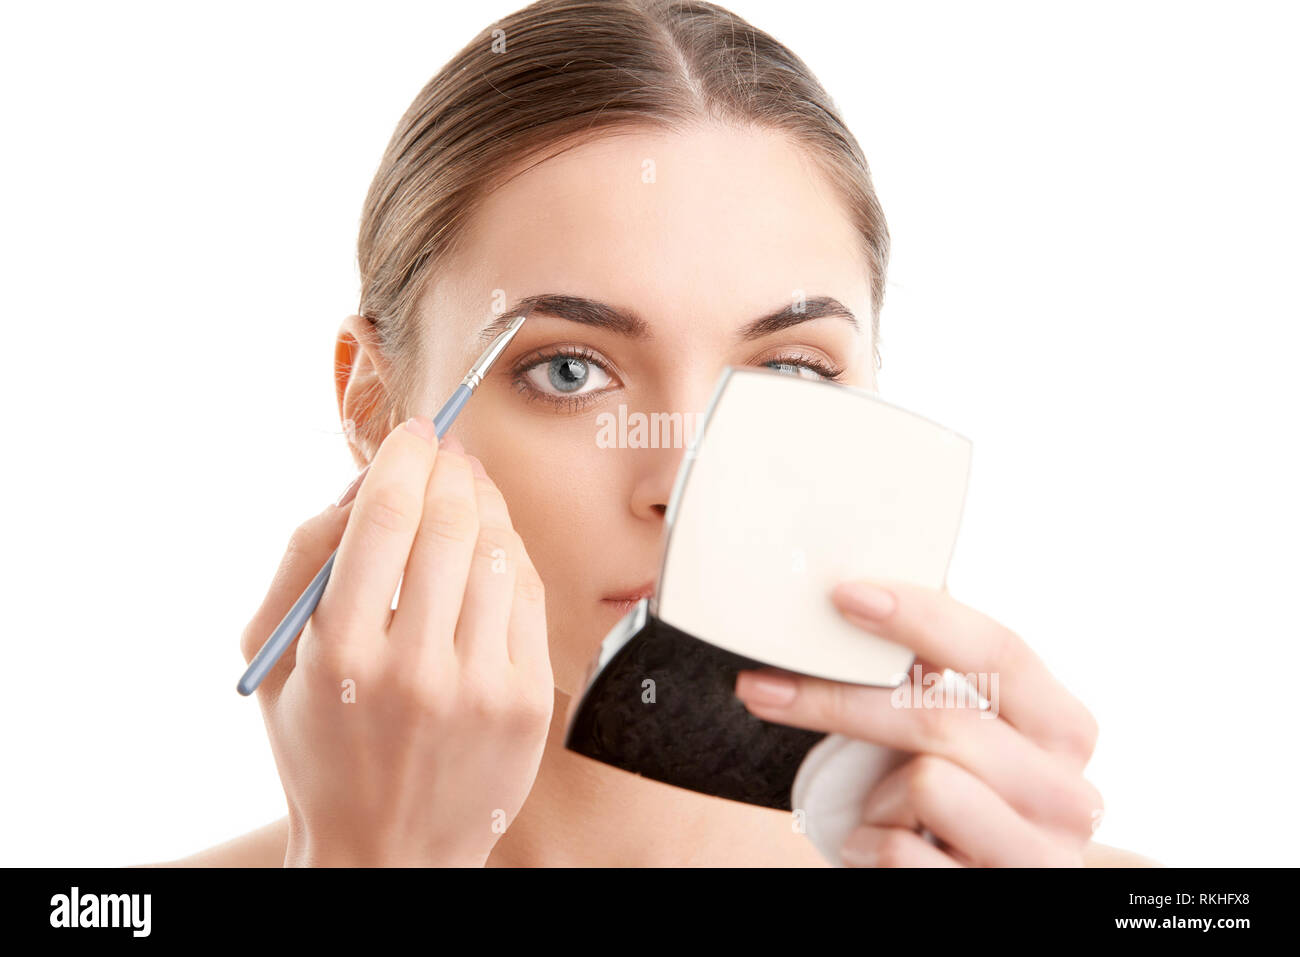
389,435,477,660
905,657,1001,715
450,455,519,669
841,825,961,868
734,666,1103,838
317,416,439,650
860,755,1083,867
506,529,550,671
830,579,1100,765
239,498,355,698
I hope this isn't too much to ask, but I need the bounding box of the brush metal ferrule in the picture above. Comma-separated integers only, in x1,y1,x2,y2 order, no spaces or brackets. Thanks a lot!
461,313,529,391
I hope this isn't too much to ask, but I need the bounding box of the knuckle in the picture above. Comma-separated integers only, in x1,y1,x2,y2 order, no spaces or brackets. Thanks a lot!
361,483,420,534
514,564,547,603
1046,775,1101,841
239,621,262,665
913,699,953,749
301,636,364,684
912,591,947,642
279,514,337,573
389,662,444,716
516,654,555,695
472,473,507,505
284,519,317,561
510,679,554,727
465,695,497,724
473,526,519,565
525,691,554,726
987,621,1029,681
1087,781,1105,821
990,621,1026,671
433,448,475,488
905,755,947,805
1067,708,1100,762
818,679,855,729
423,495,480,545
501,698,546,736
457,667,504,720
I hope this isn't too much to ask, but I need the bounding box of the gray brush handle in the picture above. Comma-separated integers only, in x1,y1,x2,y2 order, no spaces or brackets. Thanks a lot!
237,383,472,696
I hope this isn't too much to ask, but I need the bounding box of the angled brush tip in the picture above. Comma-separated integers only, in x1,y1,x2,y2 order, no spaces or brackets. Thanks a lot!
507,301,538,334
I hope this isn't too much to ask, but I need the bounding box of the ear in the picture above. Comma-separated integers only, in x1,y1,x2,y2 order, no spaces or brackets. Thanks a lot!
335,314,396,468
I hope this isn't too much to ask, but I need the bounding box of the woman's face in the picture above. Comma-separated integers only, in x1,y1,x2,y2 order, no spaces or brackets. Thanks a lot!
407,123,875,696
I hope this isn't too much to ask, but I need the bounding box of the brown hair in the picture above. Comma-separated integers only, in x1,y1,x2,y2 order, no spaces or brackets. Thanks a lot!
351,0,889,454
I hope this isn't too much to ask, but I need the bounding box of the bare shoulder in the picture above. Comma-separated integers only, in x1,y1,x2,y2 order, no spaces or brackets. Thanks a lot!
129,817,289,868
1083,840,1162,867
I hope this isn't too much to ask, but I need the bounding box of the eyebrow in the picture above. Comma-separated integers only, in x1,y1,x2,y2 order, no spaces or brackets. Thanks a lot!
477,294,859,342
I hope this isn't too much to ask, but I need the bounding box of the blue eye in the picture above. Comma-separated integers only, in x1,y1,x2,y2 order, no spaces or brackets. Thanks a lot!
547,356,589,392
763,354,843,380
517,346,616,401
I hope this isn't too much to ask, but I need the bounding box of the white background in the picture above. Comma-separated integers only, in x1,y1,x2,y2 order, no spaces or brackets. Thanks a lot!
1,0,1295,867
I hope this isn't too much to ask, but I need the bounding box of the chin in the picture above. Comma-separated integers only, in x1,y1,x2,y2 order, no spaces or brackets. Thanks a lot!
551,616,612,701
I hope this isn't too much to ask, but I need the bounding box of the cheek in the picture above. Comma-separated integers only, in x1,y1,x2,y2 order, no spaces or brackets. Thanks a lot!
461,414,623,695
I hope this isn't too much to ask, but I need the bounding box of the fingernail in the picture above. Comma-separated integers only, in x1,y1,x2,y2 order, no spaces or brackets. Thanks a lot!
440,432,464,455
833,581,897,620
735,670,797,707
404,416,437,442
466,454,488,479
335,466,369,507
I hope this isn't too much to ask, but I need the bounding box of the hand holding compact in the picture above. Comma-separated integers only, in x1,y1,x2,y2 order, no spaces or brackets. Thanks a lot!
734,580,1103,867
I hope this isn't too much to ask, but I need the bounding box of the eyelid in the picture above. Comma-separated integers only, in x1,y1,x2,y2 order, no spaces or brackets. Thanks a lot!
748,343,846,374
507,341,622,381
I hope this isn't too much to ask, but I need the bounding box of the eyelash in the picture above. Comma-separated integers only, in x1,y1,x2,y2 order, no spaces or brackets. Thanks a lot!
765,350,846,382
509,345,846,411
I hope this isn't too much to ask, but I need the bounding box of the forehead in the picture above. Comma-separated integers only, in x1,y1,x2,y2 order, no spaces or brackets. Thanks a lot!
427,124,870,355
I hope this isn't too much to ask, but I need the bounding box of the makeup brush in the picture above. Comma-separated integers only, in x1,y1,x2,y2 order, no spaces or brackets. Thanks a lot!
237,310,532,696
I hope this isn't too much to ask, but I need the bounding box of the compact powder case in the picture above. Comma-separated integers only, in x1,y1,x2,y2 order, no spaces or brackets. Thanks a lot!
564,366,973,812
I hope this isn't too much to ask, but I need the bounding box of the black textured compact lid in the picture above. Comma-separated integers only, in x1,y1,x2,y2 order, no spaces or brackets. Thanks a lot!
563,598,826,810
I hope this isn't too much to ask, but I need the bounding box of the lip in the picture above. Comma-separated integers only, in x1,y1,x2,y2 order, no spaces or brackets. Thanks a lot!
601,580,656,603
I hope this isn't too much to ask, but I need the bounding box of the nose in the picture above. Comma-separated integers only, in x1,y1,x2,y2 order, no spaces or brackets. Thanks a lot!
628,443,686,521
626,376,719,521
